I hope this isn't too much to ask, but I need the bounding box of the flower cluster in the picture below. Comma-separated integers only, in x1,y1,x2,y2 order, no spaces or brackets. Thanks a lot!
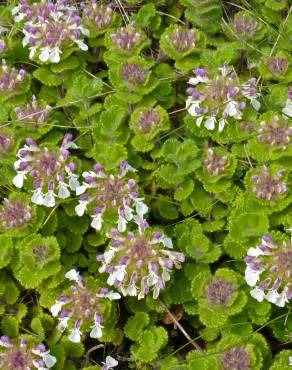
251,166,287,201
75,161,148,232
0,336,56,369
12,0,89,63
15,95,51,125
257,114,292,149
121,63,148,85
111,25,142,52
135,108,161,133
0,197,31,230
97,226,185,299
0,59,26,93
245,235,292,307
13,134,79,207
203,148,228,176
186,64,260,132
221,346,250,370
81,1,113,30
0,132,13,153
267,56,288,76
50,269,120,343
205,277,237,306
232,14,258,37
168,27,196,52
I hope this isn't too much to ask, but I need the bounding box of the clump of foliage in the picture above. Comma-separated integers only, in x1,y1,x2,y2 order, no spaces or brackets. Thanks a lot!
0,0,291,369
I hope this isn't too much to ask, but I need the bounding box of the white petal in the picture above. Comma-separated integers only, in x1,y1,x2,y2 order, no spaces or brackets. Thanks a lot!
89,324,103,338
68,175,79,191
68,328,81,343
91,215,103,230
13,172,25,188
196,116,204,127
245,266,261,287
65,269,79,282
224,101,238,117
75,202,87,216
58,183,70,199
124,206,133,221
289,356,292,365
58,317,69,332
43,191,55,207
49,48,61,63
135,200,148,216
162,237,173,248
105,356,118,367
187,103,199,117
50,302,62,317
266,290,280,304
188,77,199,85
250,287,265,302
152,286,160,299
29,46,37,59
117,216,127,232
39,48,50,62
76,185,87,195
204,117,216,130
31,189,44,206
75,39,88,51
106,291,121,300
218,118,226,132
43,353,57,368
251,98,260,111
247,247,263,257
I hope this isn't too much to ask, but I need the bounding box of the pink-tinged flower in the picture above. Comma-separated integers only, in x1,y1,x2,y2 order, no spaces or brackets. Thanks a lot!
0,59,26,93
50,269,120,342
135,108,161,133
251,166,287,201
111,24,142,51
0,132,13,153
15,95,51,125
258,115,292,149
232,14,258,37
0,336,56,369
186,64,260,132
81,1,113,30
97,226,184,300
75,161,148,232
121,63,148,85
221,347,251,370
244,235,292,307
267,56,288,76
206,277,237,306
168,28,196,52
203,148,228,176
0,39,6,53
0,198,31,229
12,134,79,207
12,0,89,63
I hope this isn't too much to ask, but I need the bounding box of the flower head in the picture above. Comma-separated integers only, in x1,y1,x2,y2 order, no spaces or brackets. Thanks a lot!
267,56,288,76
97,226,184,300
0,197,32,230
186,64,260,132
205,277,237,306
168,27,196,52
15,95,51,125
232,14,259,38
0,336,56,369
0,131,13,154
81,1,113,31
50,270,120,342
121,63,148,85
0,59,26,93
13,0,89,63
257,114,292,149
111,24,142,52
101,356,118,370
135,108,161,134
221,346,250,370
203,148,228,176
251,166,287,201
244,235,292,307
13,134,79,207
75,161,148,232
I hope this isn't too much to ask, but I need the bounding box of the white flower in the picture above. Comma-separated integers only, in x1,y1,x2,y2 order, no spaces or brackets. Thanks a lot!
43,190,56,207
283,99,292,119
188,75,210,85
75,201,88,216
58,182,70,199
102,356,118,370
265,289,280,304
91,213,103,230
31,189,44,206
76,184,88,195
50,301,64,317
74,39,88,51
135,199,148,216
65,269,79,282
250,286,265,302
39,47,51,62
90,322,104,339
57,317,69,332
117,216,127,232
13,172,26,188
289,356,292,366
275,286,290,307
250,98,260,111
196,116,204,127
105,291,121,300
68,173,79,190
152,285,160,299
68,327,82,343
223,101,241,119
107,266,126,286
245,266,262,286
246,247,265,257
218,118,227,132
124,206,134,221
162,237,173,248
204,116,216,130
42,353,57,368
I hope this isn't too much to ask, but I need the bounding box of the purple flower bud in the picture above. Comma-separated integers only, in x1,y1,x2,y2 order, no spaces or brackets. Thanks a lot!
194,68,208,77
